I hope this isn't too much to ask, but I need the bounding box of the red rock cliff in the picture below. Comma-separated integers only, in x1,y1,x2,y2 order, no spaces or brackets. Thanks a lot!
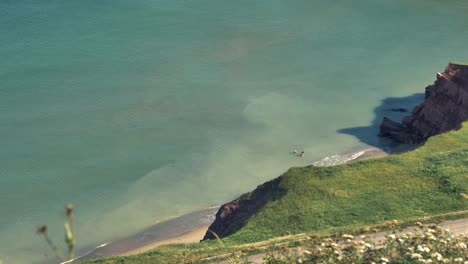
380,63,468,143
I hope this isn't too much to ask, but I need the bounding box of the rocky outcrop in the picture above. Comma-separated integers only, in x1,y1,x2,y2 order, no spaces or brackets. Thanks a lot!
202,177,286,240
380,63,468,143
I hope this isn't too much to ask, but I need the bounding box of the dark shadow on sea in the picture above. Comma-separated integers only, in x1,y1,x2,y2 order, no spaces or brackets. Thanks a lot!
338,93,425,153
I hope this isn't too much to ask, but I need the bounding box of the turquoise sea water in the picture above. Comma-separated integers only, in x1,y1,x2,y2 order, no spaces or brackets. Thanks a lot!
1,0,468,263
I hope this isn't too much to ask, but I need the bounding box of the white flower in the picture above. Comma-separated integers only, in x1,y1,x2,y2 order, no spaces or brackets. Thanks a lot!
411,253,423,259
454,258,463,263
380,257,389,262
342,234,354,239
456,242,466,249
417,245,424,252
431,252,442,261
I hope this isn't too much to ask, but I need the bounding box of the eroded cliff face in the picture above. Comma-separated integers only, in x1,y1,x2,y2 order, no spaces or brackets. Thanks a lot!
380,63,468,143
202,177,285,241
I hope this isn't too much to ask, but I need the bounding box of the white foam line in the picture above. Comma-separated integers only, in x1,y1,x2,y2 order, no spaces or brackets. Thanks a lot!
59,242,111,264
96,242,110,248
312,149,369,167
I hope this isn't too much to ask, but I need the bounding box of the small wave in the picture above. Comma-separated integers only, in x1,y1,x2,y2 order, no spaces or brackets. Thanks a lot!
311,150,367,166
59,242,111,264
96,242,110,248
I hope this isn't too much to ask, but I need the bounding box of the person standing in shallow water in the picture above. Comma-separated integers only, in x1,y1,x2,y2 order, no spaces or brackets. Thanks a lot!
293,147,298,154
301,151,305,157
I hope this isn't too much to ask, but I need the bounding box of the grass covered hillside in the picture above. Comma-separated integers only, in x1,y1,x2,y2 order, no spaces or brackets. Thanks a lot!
86,123,468,263
221,123,468,244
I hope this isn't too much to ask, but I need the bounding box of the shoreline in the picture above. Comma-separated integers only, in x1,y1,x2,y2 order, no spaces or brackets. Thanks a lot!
120,225,210,256
76,207,218,262
79,145,415,262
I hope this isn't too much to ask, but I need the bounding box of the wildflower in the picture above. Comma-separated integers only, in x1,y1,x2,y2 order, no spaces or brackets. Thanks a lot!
66,204,74,218
411,253,423,259
431,252,443,261
417,245,424,252
36,225,47,235
381,257,389,262
387,234,396,239
456,242,466,249
342,234,354,239
454,258,463,263
303,250,312,255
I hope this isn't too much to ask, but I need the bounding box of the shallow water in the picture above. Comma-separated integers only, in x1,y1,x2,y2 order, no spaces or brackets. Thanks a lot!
1,0,468,263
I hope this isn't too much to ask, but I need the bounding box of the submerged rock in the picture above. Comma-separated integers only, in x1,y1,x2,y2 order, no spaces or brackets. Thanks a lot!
379,63,468,143
390,108,408,112
379,117,422,144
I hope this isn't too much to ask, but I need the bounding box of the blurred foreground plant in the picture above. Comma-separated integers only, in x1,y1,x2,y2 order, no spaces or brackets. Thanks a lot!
37,203,76,262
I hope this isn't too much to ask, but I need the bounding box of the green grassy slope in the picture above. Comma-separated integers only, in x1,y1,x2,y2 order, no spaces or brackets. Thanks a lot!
225,123,468,243
86,123,468,263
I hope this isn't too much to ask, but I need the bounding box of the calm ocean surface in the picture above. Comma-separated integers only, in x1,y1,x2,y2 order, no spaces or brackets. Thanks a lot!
1,0,468,262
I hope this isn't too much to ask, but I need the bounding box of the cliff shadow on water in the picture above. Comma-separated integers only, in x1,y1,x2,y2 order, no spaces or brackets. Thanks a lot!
337,93,425,152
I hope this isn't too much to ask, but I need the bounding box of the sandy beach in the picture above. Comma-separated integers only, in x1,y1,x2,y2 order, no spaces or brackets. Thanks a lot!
120,225,210,256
